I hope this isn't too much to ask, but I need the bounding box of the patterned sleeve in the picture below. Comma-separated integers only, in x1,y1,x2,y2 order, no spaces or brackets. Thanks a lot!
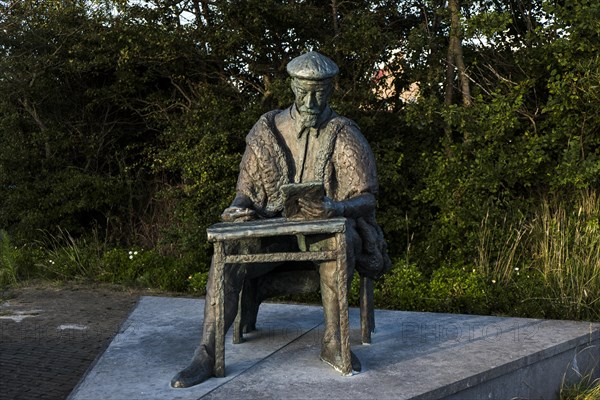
235,145,266,211
333,124,379,200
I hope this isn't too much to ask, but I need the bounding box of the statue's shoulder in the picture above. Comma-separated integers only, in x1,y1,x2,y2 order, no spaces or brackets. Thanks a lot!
327,114,358,132
328,115,370,148
246,110,281,144
327,114,376,175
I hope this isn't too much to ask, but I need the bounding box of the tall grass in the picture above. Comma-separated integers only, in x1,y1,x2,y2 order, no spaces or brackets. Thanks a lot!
477,190,600,320
561,382,600,400
531,191,600,320
560,354,600,400
477,211,531,283
36,227,101,280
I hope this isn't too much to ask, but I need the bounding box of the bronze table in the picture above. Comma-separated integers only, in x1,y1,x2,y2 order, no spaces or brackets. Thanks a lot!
207,217,353,377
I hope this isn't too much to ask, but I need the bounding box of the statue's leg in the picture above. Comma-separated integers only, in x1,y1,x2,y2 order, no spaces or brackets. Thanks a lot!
238,237,303,332
241,263,319,334
318,260,361,373
171,257,276,388
314,223,362,373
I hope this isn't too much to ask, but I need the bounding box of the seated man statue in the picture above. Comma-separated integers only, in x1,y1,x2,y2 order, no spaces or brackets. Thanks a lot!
171,51,391,388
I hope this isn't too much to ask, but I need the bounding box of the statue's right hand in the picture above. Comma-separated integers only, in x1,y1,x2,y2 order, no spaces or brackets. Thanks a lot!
221,206,257,222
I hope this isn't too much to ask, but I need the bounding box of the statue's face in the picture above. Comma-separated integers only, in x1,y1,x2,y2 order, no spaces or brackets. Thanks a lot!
291,78,333,128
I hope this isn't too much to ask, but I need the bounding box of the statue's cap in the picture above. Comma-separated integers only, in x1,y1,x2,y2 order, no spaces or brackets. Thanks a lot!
286,51,339,80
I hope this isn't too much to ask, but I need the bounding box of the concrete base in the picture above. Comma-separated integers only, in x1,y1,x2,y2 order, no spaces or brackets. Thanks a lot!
69,297,599,400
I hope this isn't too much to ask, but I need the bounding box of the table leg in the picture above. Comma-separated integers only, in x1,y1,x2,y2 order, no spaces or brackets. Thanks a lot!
213,241,226,377
360,276,374,344
232,283,244,344
335,231,352,375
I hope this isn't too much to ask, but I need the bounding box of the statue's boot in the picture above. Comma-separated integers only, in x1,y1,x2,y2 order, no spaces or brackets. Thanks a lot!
172,259,246,388
171,345,214,388
320,340,362,373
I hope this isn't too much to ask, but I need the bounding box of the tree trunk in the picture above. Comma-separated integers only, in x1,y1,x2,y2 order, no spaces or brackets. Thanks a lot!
331,0,340,36
446,0,472,107
193,0,211,27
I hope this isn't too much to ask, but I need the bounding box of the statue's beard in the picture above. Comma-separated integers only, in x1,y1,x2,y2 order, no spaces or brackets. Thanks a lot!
300,112,319,128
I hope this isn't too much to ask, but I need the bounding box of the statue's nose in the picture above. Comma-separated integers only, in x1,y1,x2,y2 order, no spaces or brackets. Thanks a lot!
304,92,317,109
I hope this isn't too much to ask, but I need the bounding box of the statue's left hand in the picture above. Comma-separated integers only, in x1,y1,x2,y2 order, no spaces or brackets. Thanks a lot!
221,206,257,222
297,196,343,219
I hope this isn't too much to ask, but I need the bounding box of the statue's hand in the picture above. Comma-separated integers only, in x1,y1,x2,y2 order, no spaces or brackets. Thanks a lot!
297,196,343,219
221,206,257,222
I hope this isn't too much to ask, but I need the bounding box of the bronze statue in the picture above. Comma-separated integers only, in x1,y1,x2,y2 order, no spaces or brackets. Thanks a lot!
171,51,390,388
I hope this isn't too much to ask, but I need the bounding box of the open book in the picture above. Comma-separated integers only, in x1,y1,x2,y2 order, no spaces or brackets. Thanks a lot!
281,182,325,220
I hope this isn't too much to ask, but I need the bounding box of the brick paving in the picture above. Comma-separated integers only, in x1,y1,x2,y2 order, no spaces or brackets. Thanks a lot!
0,285,141,400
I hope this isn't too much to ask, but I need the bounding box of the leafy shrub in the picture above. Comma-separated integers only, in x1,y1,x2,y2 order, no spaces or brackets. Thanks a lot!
373,261,429,311
13,244,50,281
487,267,552,318
428,266,491,315
187,271,209,295
99,248,202,292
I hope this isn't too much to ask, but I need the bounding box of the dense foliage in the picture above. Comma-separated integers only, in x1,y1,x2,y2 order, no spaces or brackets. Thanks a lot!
0,0,598,319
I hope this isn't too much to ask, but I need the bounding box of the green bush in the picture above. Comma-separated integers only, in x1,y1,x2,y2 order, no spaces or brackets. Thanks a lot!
7,227,209,293
487,268,552,318
428,266,491,315
99,248,203,292
373,261,429,311
363,259,572,318
13,244,46,281
187,271,209,295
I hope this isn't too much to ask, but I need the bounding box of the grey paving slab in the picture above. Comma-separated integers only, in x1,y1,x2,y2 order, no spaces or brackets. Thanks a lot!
69,297,324,400
69,296,599,400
